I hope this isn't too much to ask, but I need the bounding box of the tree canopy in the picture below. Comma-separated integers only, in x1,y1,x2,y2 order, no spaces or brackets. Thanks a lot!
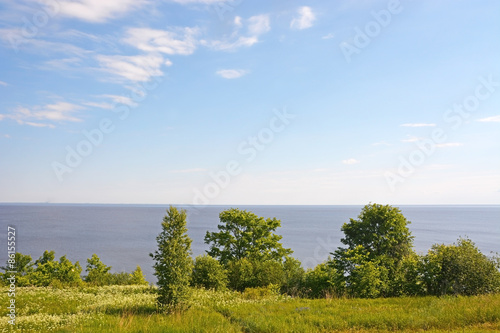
204,208,292,265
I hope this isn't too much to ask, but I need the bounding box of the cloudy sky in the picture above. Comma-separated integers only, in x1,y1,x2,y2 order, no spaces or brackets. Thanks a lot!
0,0,499,205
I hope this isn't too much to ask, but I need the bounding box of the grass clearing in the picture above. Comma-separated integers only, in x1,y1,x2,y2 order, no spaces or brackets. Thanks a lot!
1,286,499,332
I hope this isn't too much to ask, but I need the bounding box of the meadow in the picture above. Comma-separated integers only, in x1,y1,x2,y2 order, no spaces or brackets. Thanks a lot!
1,285,499,332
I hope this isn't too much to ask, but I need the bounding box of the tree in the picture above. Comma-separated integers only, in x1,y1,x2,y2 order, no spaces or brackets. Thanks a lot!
191,255,228,290
30,251,82,287
204,208,292,265
422,238,500,296
331,204,415,297
129,266,149,286
85,254,111,286
0,253,34,286
150,206,193,310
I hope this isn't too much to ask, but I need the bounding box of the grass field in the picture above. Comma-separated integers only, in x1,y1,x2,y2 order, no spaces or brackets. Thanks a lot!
1,285,499,332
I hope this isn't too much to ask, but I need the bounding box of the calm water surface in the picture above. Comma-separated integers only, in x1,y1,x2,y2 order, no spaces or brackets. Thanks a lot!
0,204,498,282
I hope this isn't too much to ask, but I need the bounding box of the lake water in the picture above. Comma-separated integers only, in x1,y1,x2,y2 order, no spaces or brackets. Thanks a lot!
0,204,498,282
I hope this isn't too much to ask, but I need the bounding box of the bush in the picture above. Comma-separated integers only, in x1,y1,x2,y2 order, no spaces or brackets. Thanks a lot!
30,251,82,287
227,258,285,291
192,255,228,290
302,263,336,298
84,254,112,286
422,238,500,296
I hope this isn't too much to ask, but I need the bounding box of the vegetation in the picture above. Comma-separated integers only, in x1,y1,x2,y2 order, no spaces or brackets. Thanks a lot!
0,285,499,332
1,203,499,331
150,205,193,311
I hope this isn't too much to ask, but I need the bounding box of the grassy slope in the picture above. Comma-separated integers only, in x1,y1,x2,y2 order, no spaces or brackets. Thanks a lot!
1,286,499,332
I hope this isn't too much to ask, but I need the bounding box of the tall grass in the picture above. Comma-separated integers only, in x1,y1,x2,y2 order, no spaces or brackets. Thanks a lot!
1,286,499,332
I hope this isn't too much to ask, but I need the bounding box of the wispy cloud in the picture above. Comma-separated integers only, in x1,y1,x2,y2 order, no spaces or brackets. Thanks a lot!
400,123,436,127
342,158,360,165
321,33,335,40
0,81,8,86
49,0,148,23
290,6,316,30
477,115,500,123
203,14,270,51
216,69,249,79
0,102,84,127
401,135,422,143
96,54,166,82
247,14,270,36
123,27,199,55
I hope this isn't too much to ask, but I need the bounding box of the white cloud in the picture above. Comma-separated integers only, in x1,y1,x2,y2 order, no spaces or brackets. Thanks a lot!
247,14,270,36
96,54,165,82
51,0,148,23
0,81,7,86
290,6,316,30
234,16,243,28
401,136,421,143
435,142,463,148
321,33,335,40
0,102,83,127
400,123,436,127
477,115,500,123
99,95,138,107
203,36,258,51
123,27,199,55
342,158,360,165
82,101,114,110
216,69,249,79
202,13,270,51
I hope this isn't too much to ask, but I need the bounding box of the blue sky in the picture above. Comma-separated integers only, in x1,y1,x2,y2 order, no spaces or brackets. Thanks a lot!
0,0,499,205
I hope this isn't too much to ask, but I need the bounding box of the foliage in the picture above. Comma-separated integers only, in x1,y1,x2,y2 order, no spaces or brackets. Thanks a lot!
2,284,499,332
129,265,149,286
29,251,83,287
191,255,228,290
281,256,305,296
204,208,293,265
302,262,336,298
0,252,34,286
331,203,416,297
84,254,112,286
150,205,193,310
422,237,500,296
226,258,286,291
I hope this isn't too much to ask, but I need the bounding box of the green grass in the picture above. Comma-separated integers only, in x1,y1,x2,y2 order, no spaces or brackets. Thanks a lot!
1,286,499,332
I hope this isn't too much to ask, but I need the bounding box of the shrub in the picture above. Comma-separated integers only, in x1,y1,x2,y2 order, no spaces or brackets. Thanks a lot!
192,255,228,290
84,254,112,286
422,238,500,296
302,263,336,298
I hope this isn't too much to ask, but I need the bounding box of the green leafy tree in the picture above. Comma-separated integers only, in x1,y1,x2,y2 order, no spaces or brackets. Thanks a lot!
331,204,415,297
205,208,293,265
422,238,500,296
191,255,228,290
150,206,193,310
1,253,34,286
85,254,112,286
129,266,149,285
302,263,337,298
30,251,82,287
281,256,305,296
226,257,285,291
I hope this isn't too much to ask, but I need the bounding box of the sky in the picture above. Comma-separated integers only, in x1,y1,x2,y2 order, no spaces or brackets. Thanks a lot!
0,0,499,205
